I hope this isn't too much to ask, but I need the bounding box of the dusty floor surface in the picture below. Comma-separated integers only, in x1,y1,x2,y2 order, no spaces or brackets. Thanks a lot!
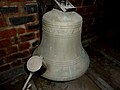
0,39,120,90
85,39,120,90
0,73,101,90
33,74,101,90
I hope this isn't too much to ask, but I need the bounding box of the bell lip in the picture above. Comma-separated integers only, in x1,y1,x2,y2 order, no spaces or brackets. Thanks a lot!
41,71,88,82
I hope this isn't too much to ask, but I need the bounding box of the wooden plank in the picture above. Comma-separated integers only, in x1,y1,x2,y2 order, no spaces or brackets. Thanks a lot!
86,68,114,90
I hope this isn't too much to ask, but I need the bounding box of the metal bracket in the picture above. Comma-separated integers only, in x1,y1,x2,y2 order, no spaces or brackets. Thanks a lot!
54,0,76,12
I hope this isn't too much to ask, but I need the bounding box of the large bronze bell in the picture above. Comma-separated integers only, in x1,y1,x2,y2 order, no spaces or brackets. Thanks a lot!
33,9,90,81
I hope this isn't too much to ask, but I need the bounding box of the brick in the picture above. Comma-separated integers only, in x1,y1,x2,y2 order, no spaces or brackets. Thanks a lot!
86,25,94,32
26,24,39,30
0,49,6,57
25,4,38,14
76,7,86,16
82,32,96,40
70,0,82,6
7,0,23,2
18,42,30,51
83,0,95,6
10,60,22,67
17,27,26,34
0,64,11,72
22,56,30,63
83,18,94,25
85,6,97,13
9,16,34,25
82,14,91,19
36,31,40,38
95,0,104,5
7,45,18,55
6,51,30,62
32,40,40,47
11,36,19,44
82,25,95,35
0,6,18,14
82,25,87,34
5,53,21,63
90,12,97,18
29,0,37,1
30,47,37,54
20,50,31,58
20,33,35,42
0,28,17,39
0,18,7,27
7,0,21,2
0,39,11,48
0,58,5,65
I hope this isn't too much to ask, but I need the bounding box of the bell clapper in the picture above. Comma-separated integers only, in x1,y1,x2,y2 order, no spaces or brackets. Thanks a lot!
22,56,45,90
22,72,33,90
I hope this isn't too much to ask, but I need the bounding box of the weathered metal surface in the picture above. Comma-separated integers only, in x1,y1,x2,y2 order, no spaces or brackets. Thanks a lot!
33,9,90,81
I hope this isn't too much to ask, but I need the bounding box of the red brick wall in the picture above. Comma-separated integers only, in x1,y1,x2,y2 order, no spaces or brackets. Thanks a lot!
72,0,104,41
0,0,104,72
0,0,40,72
